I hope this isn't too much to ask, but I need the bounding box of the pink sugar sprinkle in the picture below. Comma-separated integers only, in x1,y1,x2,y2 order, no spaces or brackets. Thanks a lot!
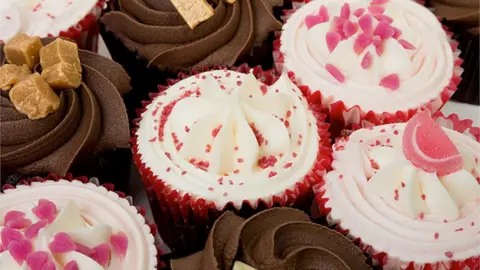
8,239,32,264
1,227,23,248
325,64,345,83
374,22,394,39
305,14,327,29
353,8,365,17
340,3,351,19
4,211,25,224
373,37,384,55
392,27,402,39
379,74,400,90
26,251,49,270
32,199,57,223
5,216,31,230
65,261,79,270
398,39,416,50
25,220,48,240
110,232,128,259
318,5,329,22
48,233,76,254
331,16,347,38
343,20,358,38
361,52,372,69
359,14,373,34
326,31,342,53
90,243,110,267
354,33,373,55
373,14,393,24
368,5,385,14
371,0,389,4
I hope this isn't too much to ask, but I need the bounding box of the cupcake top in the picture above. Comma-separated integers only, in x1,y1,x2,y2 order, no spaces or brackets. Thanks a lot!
281,0,456,113
432,0,479,34
171,208,370,270
0,0,102,43
135,69,321,207
324,111,480,264
101,0,282,72
0,180,157,269
0,36,131,176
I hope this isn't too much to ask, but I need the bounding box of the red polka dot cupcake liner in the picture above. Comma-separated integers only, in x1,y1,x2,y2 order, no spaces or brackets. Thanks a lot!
131,64,332,226
1,173,166,269
273,0,463,136
313,112,479,270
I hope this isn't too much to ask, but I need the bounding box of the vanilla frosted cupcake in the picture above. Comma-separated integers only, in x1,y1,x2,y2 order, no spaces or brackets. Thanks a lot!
132,66,331,230
0,179,158,269
316,111,480,269
276,0,462,130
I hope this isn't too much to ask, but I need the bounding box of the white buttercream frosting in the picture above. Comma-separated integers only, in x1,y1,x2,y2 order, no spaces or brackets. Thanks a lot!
0,0,99,42
137,70,319,208
0,180,157,270
323,123,480,266
281,0,456,113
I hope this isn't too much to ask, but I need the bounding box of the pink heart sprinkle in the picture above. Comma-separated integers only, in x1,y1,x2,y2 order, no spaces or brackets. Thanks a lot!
26,251,49,270
5,217,32,230
343,20,358,38
305,14,326,29
90,243,110,267
331,16,347,38
325,64,345,83
32,199,57,223
42,261,56,270
326,31,342,53
379,74,400,90
392,27,402,39
361,52,373,69
374,22,394,39
354,33,373,55
65,260,79,270
319,5,329,21
398,39,416,50
359,14,373,34
25,220,48,240
340,3,350,19
4,211,25,223
1,227,24,248
373,14,393,24
368,5,385,14
48,233,76,254
353,8,365,17
110,232,129,259
75,242,95,257
8,239,32,264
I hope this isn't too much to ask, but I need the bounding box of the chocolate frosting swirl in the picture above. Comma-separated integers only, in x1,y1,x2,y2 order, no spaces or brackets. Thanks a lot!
0,39,131,176
171,208,370,270
101,0,282,71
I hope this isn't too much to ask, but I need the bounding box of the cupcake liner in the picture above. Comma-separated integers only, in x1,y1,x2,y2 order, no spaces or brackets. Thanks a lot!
1,173,165,269
272,0,463,135
47,0,108,52
131,64,332,254
314,112,480,270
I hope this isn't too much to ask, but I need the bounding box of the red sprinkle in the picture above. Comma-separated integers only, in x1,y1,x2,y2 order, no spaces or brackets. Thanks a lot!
325,64,345,83
212,125,222,137
208,187,214,191
205,144,212,153
339,174,344,179
233,170,240,174
260,85,268,95
455,228,464,232
237,158,244,163
185,126,190,132
237,81,242,86
401,182,405,188
6,16,11,20
361,52,373,69
419,213,424,220
268,171,278,178
181,171,187,175
283,163,293,168
421,194,426,200
434,232,439,239
223,192,228,197
445,252,453,258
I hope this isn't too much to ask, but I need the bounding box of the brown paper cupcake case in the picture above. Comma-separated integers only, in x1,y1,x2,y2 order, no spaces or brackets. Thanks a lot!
314,112,479,270
273,0,463,136
1,173,167,269
131,64,333,255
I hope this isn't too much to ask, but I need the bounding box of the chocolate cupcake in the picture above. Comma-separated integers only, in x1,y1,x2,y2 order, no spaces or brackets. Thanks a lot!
100,0,283,120
431,0,479,105
171,208,371,270
0,36,132,192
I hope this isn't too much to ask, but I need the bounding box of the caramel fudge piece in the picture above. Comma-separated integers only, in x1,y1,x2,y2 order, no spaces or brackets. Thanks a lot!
40,39,82,73
0,64,32,90
9,73,60,120
41,62,81,89
170,0,214,29
4,34,43,69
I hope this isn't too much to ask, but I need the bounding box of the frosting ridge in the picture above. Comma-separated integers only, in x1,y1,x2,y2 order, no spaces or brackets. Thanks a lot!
0,39,131,176
101,0,282,71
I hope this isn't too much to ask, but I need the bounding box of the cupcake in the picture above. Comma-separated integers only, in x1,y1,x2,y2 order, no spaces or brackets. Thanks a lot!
275,0,463,133
0,0,108,51
430,0,479,105
100,0,283,119
0,176,158,269
132,65,332,254
0,35,132,192
171,207,370,269
316,111,480,269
